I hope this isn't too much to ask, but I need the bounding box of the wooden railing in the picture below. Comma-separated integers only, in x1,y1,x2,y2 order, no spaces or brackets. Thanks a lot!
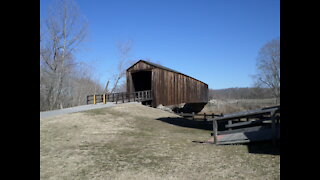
176,112,223,121
207,105,280,145
87,90,152,105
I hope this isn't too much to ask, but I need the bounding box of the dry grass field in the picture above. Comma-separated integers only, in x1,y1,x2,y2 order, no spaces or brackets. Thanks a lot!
201,98,279,114
40,103,280,180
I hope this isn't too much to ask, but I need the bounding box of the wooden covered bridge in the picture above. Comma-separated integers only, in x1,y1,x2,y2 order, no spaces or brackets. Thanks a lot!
126,60,208,107
88,60,208,108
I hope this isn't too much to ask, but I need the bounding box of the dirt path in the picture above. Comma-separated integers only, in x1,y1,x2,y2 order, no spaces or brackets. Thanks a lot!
40,102,122,119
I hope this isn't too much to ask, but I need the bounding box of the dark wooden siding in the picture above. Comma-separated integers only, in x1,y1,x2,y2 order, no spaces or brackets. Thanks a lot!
127,61,154,93
127,60,208,107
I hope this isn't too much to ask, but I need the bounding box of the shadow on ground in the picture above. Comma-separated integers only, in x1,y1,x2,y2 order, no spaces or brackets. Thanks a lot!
246,140,280,155
171,102,208,113
156,117,212,131
156,117,280,155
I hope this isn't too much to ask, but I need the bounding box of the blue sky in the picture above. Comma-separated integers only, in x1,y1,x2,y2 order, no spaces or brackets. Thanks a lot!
40,0,280,89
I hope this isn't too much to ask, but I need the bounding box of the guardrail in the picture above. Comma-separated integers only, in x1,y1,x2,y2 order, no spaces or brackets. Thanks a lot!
87,90,152,105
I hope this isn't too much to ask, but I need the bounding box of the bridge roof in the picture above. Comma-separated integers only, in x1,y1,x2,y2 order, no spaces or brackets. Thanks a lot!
127,60,208,86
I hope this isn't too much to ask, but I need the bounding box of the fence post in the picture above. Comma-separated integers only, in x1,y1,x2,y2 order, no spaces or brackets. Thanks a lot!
271,110,277,146
228,120,232,130
192,112,195,120
213,120,218,144
87,95,89,105
93,94,96,105
103,94,106,104
142,91,144,100
204,113,206,121
116,94,118,104
150,90,152,100
122,93,124,103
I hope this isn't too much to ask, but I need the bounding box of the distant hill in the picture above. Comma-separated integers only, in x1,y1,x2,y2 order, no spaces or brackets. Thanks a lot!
208,87,274,99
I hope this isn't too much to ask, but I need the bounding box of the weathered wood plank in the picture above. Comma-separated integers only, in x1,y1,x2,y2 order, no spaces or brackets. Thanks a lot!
217,125,269,135
212,120,218,144
271,110,277,145
207,107,279,122
217,139,250,145
228,120,232,130
225,118,270,128
176,113,219,117
216,126,280,145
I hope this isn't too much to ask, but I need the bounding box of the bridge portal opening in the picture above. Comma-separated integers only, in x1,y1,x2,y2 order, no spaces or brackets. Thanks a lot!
131,71,152,92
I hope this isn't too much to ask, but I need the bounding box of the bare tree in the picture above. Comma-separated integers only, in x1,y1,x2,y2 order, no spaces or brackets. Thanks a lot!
109,40,135,93
40,0,88,110
253,38,280,99
68,62,104,106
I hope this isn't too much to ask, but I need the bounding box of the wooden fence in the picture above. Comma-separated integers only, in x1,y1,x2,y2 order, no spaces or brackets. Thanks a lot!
207,105,280,145
176,112,223,121
87,90,152,105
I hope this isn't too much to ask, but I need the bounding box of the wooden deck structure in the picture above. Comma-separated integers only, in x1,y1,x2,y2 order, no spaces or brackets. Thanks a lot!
207,106,280,145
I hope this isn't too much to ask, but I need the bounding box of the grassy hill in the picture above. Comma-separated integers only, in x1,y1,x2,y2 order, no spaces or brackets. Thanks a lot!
40,103,279,179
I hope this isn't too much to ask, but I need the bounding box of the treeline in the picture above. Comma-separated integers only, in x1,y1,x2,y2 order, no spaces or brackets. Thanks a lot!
40,62,104,111
40,0,105,111
208,87,274,100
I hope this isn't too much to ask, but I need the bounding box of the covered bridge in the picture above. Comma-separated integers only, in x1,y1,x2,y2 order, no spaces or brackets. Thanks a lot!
126,60,208,108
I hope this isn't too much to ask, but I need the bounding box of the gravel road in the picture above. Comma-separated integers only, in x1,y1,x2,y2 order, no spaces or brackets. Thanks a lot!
40,102,118,119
